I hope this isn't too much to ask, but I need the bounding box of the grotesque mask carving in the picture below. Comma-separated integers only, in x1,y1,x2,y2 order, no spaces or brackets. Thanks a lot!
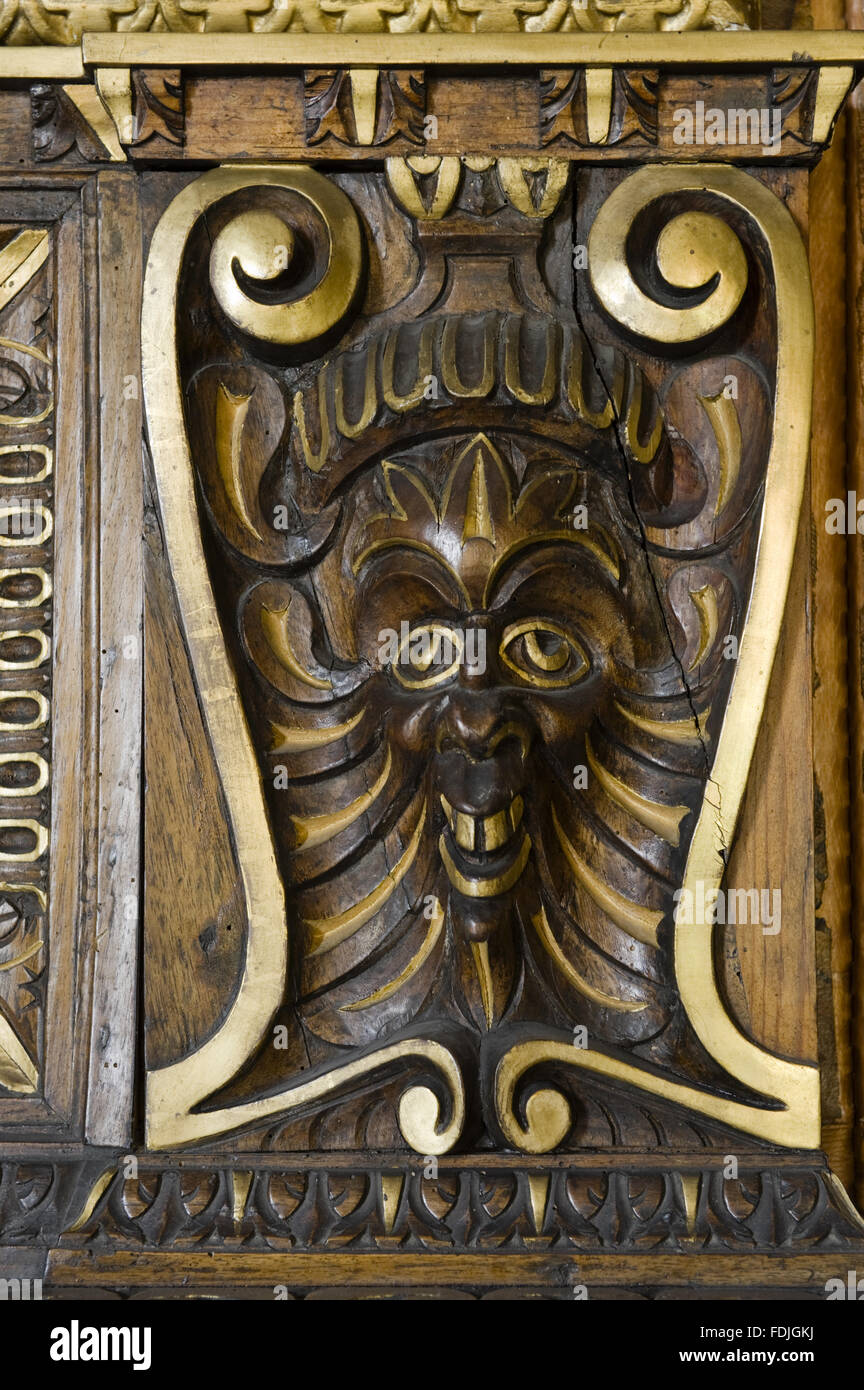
143,159,817,1153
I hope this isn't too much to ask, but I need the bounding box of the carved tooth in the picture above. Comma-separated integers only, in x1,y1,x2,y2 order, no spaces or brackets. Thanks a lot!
482,810,510,851
509,796,524,831
454,810,476,851
439,832,531,897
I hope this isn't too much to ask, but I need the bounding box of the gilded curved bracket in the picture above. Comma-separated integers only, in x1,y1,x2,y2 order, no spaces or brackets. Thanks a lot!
495,165,818,1151
142,165,465,1152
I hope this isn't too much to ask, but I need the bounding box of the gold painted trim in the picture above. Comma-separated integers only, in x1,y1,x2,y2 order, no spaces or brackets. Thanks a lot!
0,691,48,732
304,805,426,955
532,907,648,1012
0,232,50,314
585,734,688,846
495,1039,813,1153
261,605,333,691
270,710,363,752
341,897,443,1012
63,1167,116,1234
0,48,83,77
668,167,819,1147
0,445,52,486
614,698,708,745
0,880,46,909
81,33,864,70
700,390,741,516
552,806,662,947
292,747,392,851
811,65,855,143
142,168,291,1150
471,940,495,1028
0,751,48,796
0,1014,38,1092
0,940,43,971
63,81,126,161
215,386,264,543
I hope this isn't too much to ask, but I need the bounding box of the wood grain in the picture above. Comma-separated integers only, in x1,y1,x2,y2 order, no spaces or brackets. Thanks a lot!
84,170,143,1147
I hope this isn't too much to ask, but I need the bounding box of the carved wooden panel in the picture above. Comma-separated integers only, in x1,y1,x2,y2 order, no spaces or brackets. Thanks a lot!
1,18,864,1301
134,152,820,1161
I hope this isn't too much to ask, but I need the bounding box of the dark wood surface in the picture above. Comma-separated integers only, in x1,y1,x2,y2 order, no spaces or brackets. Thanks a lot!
0,39,860,1294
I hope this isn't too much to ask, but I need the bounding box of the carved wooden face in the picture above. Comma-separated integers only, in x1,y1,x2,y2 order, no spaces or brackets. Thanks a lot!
145,162,815,1155
232,425,712,1047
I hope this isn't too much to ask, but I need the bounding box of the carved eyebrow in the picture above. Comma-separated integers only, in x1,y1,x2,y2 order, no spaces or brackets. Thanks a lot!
482,528,622,608
351,537,472,608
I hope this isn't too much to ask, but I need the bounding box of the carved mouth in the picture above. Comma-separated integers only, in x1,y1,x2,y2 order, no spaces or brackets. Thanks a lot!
439,793,531,897
440,792,523,853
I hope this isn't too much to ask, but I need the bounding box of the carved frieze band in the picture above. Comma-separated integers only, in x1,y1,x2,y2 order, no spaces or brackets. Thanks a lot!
28,61,854,163
0,227,53,1098
0,0,754,46
1,1159,863,1256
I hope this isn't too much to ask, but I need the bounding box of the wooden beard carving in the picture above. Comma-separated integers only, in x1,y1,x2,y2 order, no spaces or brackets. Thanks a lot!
142,160,818,1152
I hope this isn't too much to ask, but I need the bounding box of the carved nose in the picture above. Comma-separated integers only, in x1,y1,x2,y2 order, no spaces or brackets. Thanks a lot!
437,696,530,761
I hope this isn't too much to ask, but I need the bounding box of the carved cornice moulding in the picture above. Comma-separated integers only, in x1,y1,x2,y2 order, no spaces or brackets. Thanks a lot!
3,30,864,72
0,0,757,47
5,32,864,164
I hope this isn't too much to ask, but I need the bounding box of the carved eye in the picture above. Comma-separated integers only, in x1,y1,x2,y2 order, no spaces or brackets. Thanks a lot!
393,623,464,690
500,621,589,689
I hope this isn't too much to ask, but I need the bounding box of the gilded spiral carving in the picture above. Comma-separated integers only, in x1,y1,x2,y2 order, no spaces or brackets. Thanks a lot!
208,168,364,347
588,170,749,344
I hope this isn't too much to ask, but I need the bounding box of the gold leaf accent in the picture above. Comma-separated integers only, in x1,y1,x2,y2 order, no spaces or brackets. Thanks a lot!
552,806,662,947
0,231,50,313
292,747,392,850
305,805,427,955
700,389,742,517
532,906,648,1011
341,896,443,1011
585,734,688,846
270,709,363,752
